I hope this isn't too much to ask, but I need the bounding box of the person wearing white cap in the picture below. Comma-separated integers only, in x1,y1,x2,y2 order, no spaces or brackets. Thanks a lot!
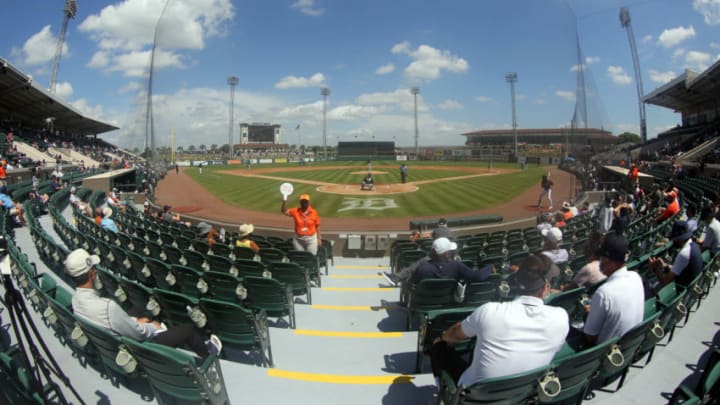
431,254,568,388
99,206,119,233
540,227,568,265
411,238,493,283
66,248,221,358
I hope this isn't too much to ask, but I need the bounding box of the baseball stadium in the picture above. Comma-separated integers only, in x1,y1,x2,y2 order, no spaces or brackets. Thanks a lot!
1,1,720,405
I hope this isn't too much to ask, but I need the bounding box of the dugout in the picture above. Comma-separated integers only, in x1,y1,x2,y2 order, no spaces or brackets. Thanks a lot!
337,141,396,161
82,168,138,195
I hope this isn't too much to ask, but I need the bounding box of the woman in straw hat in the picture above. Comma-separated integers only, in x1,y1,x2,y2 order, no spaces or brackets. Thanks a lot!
235,224,260,253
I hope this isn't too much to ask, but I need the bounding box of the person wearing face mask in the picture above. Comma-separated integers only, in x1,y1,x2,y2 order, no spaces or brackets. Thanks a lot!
281,193,322,255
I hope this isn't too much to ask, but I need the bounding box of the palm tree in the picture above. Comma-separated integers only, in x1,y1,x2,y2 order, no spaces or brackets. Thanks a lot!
210,144,218,155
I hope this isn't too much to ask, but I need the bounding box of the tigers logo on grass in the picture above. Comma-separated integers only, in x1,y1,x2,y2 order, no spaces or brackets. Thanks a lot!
338,198,398,212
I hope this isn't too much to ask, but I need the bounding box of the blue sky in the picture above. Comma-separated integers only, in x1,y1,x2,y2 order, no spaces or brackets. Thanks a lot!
2,0,719,150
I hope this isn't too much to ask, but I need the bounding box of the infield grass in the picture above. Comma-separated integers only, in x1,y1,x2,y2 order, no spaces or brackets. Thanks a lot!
185,161,546,218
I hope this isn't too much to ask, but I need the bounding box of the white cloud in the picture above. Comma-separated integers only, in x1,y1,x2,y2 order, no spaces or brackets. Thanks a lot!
658,26,696,48
570,57,599,72
329,105,384,121
391,41,469,81
535,98,547,105
641,34,654,43
375,63,395,75
118,81,143,95
70,98,107,121
693,0,720,25
274,73,326,89
437,100,463,110
475,96,493,103
607,66,632,85
277,101,324,119
10,25,67,66
516,94,528,101
648,69,677,84
685,50,713,70
79,0,233,77
711,41,720,49
555,91,575,101
355,89,428,112
54,82,74,100
100,49,187,77
291,0,325,16
673,48,686,58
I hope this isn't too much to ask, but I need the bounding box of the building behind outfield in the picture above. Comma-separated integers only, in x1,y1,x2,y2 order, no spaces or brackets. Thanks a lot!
461,127,617,162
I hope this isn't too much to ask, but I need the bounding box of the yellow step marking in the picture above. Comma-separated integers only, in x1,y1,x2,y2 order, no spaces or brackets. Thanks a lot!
267,369,414,385
328,275,383,279
310,304,398,311
335,265,389,270
294,329,403,338
321,287,395,292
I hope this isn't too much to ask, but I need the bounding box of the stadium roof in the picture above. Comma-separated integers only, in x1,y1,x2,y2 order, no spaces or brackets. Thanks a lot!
643,59,720,112
0,56,118,135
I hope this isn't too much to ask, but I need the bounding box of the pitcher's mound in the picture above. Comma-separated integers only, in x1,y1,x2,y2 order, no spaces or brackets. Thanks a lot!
317,183,418,195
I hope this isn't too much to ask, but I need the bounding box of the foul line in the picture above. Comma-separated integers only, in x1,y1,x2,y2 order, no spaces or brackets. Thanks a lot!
267,369,414,385
294,329,403,338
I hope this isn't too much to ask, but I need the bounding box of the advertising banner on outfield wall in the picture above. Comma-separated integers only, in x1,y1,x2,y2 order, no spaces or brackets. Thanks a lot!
396,155,408,161
274,158,288,164
258,159,273,164
176,160,192,166
228,160,243,165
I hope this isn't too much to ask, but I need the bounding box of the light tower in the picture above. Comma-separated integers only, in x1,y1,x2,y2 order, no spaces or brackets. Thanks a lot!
505,72,518,158
410,87,420,156
321,87,330,160
145,0,172,161
50,0,77,94
620,7,647,142
227,76,239,160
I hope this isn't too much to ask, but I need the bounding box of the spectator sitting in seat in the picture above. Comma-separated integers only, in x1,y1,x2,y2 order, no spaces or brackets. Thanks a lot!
411,237,493,284
196,221,220,246
655,189,680,222
361,173,375,190
65,248,222,358
430,254,568,389
235,223,260,253
584,234,644,345
0,186,25,226
432,217,453,240
27,189,49,214
649,220,703,289
540,227,568,265
564,231,607,290
697,207,720,255
98,206,119,234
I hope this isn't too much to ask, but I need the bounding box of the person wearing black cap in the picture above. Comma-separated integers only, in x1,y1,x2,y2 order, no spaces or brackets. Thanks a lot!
649,220,703,288
584,233,644,345
430,254,568,388
431,218,453,240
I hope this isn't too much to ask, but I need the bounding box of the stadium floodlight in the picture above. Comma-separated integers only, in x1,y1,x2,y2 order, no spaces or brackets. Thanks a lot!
505,72,518,158
227,76,239,160
410,87,420,156
50,0,77,94
321,87,330,160
620,7,647,143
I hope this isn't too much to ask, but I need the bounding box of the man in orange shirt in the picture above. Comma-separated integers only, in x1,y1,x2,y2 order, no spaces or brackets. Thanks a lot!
655,190,680,223
281,193,322,255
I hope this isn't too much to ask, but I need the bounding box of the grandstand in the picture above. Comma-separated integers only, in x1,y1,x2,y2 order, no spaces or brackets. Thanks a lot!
642,59,720,166
461,128,617,163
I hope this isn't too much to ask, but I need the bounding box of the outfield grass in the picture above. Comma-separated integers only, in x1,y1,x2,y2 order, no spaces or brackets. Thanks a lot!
185,161,545,218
